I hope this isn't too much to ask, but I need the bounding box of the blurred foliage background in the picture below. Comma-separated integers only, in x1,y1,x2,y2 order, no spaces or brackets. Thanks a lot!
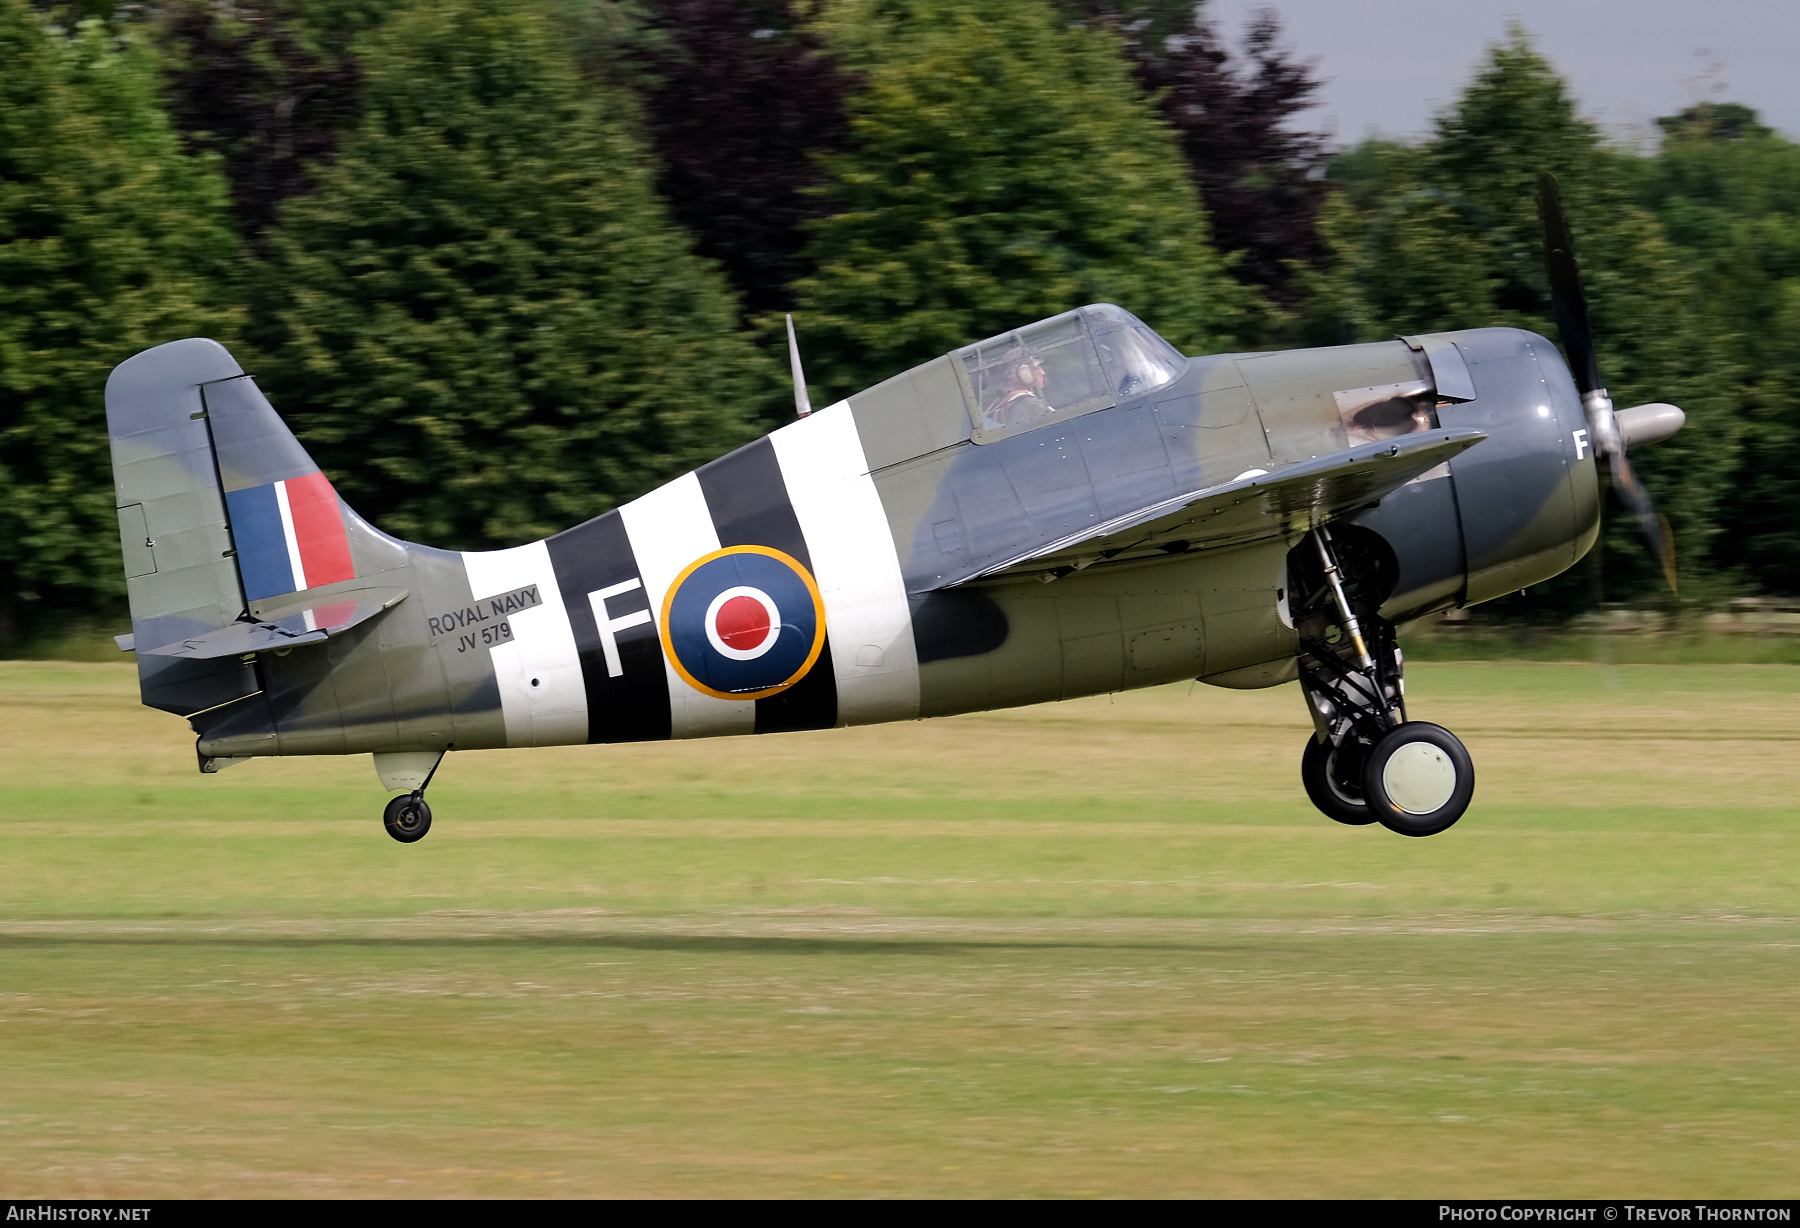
2,0,1796,645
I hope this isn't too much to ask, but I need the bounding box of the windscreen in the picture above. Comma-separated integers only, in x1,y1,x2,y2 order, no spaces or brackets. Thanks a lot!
1084,304,1187,399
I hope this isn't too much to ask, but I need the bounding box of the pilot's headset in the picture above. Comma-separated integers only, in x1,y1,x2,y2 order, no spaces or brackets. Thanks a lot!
1009,353,1045,389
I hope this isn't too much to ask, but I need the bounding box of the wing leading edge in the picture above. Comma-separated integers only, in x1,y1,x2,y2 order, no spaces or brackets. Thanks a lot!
945,428,1487,588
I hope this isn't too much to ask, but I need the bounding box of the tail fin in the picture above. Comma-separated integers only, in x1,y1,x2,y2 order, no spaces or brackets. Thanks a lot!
107,338,376,716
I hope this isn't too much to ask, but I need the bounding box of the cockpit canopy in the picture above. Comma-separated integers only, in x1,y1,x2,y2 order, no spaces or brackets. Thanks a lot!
956,304,1187,440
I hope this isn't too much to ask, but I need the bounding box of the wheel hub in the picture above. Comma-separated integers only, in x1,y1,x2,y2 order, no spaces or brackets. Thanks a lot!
1381,742,1457,814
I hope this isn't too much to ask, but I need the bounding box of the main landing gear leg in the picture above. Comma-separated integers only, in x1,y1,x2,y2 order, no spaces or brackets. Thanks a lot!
1293,526,1474,837
383,751,444,844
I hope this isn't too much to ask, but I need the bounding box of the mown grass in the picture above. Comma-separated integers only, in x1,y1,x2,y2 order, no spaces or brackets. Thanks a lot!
1401,622,1800,664
0,660,1796,1197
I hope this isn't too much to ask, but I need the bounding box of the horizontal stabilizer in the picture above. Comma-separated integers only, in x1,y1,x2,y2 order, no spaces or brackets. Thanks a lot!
141,586,407,660
951,428,1487,586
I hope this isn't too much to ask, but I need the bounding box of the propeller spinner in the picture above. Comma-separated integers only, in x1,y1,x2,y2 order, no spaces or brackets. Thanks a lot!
1537,172,1682,591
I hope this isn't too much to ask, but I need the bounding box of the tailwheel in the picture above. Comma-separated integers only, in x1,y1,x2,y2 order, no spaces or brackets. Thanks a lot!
383,793,432,843
1299,734,1376,825
1363,722,1473,837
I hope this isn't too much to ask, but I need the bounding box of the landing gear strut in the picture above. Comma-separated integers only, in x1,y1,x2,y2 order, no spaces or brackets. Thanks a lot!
1291,526,1474,837
382,751,443,844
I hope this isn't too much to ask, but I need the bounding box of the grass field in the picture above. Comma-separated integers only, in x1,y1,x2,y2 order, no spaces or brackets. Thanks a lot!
1,659,1797,1198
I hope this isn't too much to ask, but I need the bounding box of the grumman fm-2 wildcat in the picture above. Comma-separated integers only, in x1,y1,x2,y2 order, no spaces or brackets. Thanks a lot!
106,176,1683,841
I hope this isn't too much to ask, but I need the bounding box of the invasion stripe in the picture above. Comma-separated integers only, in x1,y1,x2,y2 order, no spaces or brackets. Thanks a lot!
461,540,586,748
694,437,838,734
545,509,672,744
618,472,753,740
768,403,920,726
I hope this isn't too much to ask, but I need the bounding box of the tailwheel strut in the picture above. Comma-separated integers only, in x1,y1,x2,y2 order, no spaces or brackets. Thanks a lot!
1291,526,1473,836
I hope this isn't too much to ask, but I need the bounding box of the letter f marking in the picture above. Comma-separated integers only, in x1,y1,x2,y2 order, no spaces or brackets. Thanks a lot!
590,579,652,678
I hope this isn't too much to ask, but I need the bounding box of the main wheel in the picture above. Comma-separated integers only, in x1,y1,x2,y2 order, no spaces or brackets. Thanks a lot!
1363,722,1474,837
1300,734,1376,825
383,794,432,843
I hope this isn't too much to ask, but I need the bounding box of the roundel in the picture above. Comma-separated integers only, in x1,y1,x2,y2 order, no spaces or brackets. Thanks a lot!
660,546,826,700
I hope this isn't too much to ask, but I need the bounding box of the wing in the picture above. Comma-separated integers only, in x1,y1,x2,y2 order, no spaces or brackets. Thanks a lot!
944,428,1486,588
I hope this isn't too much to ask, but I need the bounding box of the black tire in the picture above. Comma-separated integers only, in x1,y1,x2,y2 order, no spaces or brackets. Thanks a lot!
1363,722,1474,837
1300,734,1376,826
383,794,432,843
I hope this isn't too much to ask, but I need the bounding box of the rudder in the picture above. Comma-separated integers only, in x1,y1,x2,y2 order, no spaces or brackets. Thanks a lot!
205,376,359,602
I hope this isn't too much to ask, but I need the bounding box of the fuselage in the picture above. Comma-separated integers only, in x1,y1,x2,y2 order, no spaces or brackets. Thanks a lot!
164,315,1597,761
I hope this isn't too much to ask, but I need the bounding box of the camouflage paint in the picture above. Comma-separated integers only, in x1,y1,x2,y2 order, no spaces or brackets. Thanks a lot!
106,310,1605,772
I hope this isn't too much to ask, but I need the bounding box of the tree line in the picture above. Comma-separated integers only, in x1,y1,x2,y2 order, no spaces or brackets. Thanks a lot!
2,0,1796,645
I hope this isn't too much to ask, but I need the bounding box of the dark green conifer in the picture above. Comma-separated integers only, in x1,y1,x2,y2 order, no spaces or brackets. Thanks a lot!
249,0,777,550
0,2,240,643
155,0,391,247
794,0,1259,403
1638,106,1800,593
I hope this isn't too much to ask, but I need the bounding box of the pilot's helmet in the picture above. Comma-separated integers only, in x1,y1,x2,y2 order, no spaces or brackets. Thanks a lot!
1003,352,1045,390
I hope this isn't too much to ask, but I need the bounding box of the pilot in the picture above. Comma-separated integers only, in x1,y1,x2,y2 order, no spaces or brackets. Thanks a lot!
985,354,1053,427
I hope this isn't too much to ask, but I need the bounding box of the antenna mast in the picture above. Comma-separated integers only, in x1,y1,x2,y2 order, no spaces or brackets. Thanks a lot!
786,314,813,418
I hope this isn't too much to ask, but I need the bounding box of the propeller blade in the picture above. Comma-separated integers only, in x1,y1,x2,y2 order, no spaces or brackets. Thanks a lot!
1539,172,1679,594
1538,172,1604,397
1608,450,1679,592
